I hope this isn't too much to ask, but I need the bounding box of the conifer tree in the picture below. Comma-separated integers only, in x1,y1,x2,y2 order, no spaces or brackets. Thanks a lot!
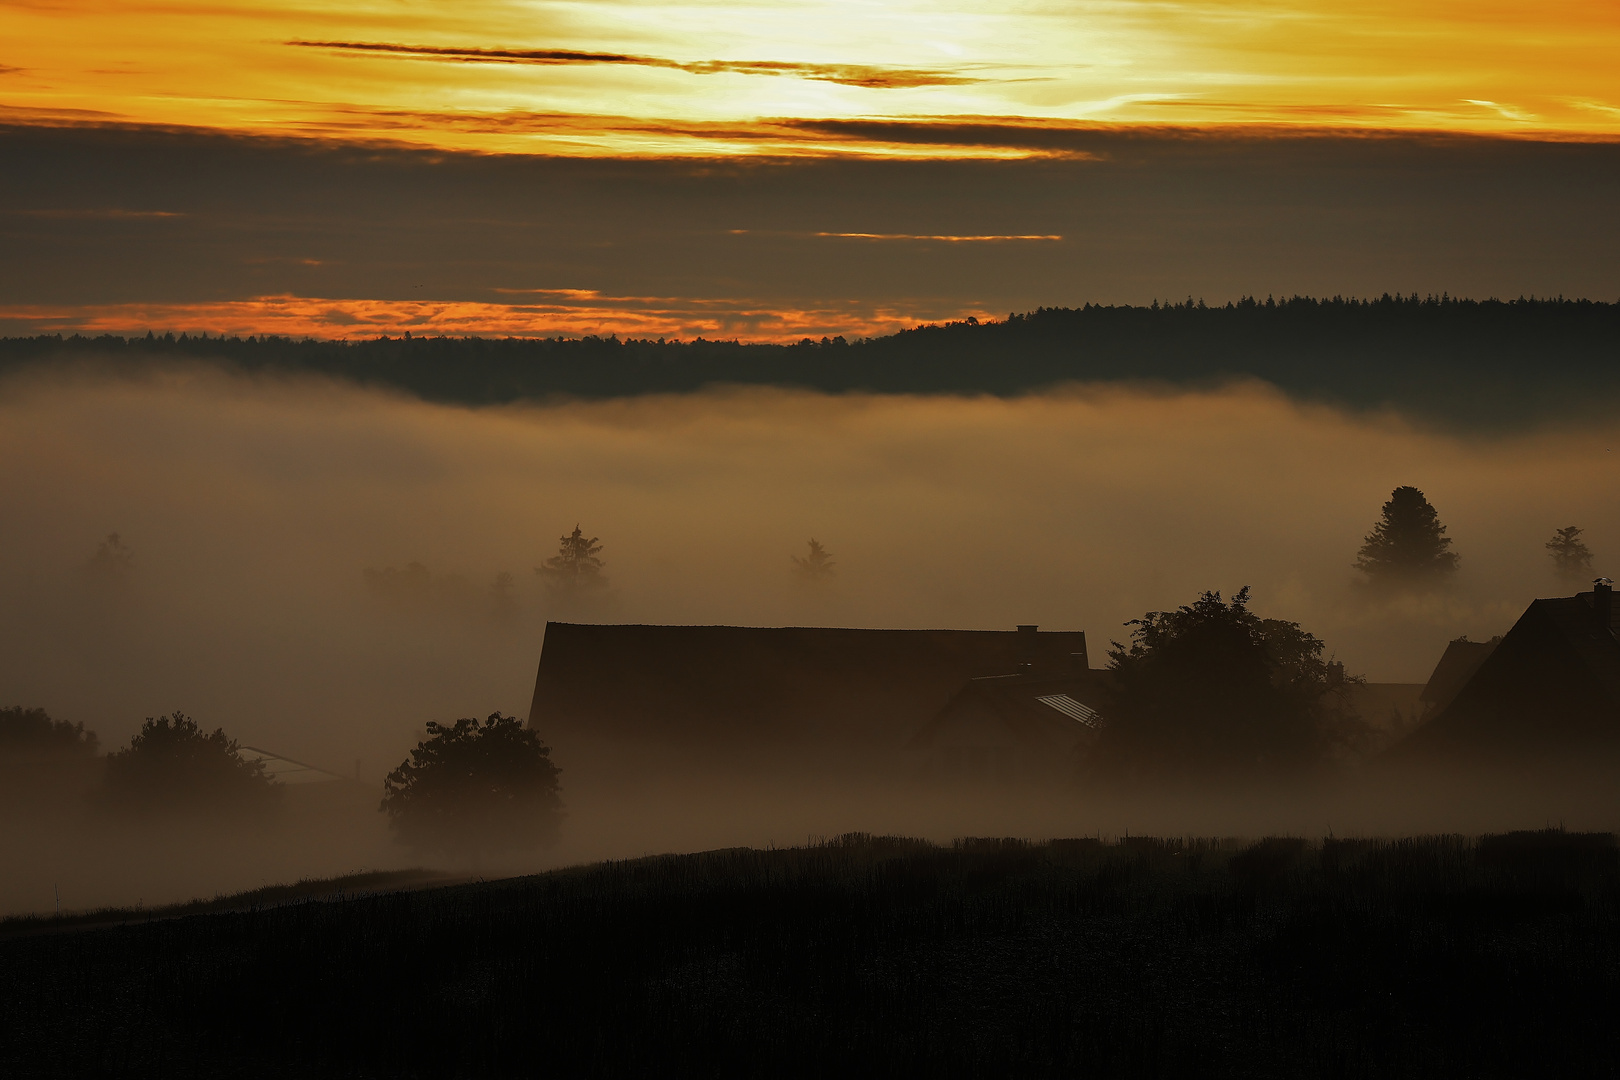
791,538,835,582
1546,525,1595,586
536,525,606,593
1354,486,1459,586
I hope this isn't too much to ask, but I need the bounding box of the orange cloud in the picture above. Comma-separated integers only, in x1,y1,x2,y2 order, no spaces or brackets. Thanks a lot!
0,294,998,344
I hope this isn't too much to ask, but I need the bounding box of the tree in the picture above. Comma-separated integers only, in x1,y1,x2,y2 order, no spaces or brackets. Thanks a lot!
0,706,98,757
381,713,562,857
1354,486,1459,586
86,532,134,586
536,526,605,593
1,706,101,807
100,712,277,814
1100,587,1362,777
791,538,835,582
1546,526,1595,586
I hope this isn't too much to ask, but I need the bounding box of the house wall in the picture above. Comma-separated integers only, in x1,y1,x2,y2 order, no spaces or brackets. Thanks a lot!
905,699,1076,784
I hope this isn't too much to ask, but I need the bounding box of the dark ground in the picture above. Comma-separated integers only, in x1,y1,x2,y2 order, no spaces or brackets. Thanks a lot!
2,831,1617,1078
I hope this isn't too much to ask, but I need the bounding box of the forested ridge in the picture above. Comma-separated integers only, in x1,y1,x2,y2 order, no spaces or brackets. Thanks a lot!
4,295,1616,427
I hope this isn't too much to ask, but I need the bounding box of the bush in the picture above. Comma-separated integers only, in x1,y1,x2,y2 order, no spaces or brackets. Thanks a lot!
100,712,277,815
1100,587,1363,777
381,712,562,857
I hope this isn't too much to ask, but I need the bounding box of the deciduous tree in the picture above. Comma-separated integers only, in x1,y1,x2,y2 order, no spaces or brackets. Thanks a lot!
1100,588,1363,776
381,712,562,858
100,712,276,814
0,706,98,757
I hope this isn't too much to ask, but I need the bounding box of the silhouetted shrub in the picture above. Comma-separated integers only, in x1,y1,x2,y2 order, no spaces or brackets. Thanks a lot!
381,712,562,857
99,712,277,815
1100,587,1364,777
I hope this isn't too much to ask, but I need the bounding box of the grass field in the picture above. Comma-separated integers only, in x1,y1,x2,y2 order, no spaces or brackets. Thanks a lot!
2,831,1617,1077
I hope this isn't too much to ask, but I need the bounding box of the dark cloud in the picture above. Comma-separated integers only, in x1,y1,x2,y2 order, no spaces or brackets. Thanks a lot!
14,208,184,220
809,231,1063,242
0,122,1616,316
288,40,983,89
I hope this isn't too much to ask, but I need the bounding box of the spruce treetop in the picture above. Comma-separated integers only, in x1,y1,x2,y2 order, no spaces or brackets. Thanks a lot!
1355,486,1459,585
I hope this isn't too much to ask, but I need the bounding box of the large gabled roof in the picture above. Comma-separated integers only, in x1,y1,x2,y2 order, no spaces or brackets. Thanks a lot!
526,622,1091,754
1419,637,1499,710
1534,593,1620,707
1393,588,1620,757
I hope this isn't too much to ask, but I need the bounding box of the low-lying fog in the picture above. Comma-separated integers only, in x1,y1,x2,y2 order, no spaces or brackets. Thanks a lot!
3,360,1617,915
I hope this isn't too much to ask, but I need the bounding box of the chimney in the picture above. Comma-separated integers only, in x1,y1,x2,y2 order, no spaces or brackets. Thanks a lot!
1595,578,1614,631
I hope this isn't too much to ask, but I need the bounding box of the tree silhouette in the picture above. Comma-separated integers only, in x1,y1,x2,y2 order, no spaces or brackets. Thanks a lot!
791,538,835,582
0,706,98,757
1100,587,1362,776
1546,526,1595,586
1354,486,1459,586
490,570,518,618
86,532,134,585
0,706,101,806
100,712,276,814
381,712,562,857
536,525,606,593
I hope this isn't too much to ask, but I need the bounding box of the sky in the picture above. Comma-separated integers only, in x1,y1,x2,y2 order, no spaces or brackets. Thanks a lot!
3,1,1619,337
8,1,1620,154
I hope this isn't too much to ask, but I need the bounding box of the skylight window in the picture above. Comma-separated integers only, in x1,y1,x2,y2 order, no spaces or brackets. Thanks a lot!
1036,694,1100,728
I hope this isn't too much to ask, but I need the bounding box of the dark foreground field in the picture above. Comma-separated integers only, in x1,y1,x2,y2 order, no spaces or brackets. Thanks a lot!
3,832,1618,1078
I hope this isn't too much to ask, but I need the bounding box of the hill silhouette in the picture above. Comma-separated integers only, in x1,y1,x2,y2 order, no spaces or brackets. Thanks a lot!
4,294,1617,428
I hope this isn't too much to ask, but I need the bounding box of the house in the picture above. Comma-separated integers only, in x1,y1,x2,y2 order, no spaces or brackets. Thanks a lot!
903,668,1106,783
1416,636,1500,721
525,622,1089,775
1391,581,1620,761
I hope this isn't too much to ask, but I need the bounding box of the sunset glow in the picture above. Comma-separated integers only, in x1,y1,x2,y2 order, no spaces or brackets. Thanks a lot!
0,294,997,342
5,1,1620,158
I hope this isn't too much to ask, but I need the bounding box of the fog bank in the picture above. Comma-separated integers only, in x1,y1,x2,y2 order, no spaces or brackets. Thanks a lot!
3,362,1616,911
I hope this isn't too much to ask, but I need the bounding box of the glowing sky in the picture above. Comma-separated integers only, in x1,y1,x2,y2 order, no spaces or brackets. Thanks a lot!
6,1,1620,156
4,2,1619,338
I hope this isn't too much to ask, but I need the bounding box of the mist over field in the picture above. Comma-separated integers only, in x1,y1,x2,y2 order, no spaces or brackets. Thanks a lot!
4,358,1619,913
